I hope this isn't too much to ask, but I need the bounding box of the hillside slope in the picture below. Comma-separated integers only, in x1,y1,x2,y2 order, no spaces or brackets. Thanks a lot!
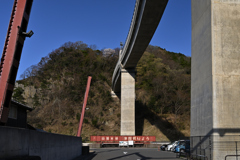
13,41,191,142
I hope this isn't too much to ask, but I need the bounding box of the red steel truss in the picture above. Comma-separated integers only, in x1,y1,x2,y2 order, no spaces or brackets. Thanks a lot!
0,0,33,124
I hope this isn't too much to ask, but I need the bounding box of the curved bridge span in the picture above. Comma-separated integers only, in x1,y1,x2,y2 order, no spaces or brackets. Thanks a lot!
112,0,168,93
111,0,168,135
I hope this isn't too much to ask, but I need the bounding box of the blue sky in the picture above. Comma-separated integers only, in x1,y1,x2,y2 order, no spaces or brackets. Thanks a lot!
0,0,191,80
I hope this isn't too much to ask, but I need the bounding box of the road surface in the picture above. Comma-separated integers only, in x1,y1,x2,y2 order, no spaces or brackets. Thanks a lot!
81,148,183,160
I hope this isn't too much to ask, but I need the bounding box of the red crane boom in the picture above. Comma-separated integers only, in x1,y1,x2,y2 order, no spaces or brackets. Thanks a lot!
0,0,33,124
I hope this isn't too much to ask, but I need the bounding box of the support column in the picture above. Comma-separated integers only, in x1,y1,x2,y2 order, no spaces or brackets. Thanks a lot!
191,1,240,159
121,69,135,136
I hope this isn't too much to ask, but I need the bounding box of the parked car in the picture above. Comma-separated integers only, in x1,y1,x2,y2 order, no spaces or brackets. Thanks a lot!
160,144,169,151
167,141,178,151
172,140,186,152
175,140,190,153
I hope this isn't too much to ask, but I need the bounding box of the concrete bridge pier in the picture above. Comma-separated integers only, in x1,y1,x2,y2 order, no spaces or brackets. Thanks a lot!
121,69,135,136
191,0,240,159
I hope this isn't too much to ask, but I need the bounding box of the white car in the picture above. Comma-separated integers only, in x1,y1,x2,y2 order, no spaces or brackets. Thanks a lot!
167,141,177,151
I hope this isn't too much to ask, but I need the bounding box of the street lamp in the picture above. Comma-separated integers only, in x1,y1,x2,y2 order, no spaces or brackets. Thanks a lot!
120,42,123,50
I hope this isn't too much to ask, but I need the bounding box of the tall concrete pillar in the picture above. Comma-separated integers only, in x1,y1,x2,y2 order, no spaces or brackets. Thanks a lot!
191,1,240,159
121,69,135,135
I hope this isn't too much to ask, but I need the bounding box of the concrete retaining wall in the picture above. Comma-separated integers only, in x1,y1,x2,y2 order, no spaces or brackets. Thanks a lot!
0,127,82,160
88,143,101,149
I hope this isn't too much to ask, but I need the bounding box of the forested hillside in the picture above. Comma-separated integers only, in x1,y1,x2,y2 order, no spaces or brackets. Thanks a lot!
135,46,191,139
13,41,191,141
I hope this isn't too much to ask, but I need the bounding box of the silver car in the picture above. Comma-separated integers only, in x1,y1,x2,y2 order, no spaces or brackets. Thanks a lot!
167,141,178,151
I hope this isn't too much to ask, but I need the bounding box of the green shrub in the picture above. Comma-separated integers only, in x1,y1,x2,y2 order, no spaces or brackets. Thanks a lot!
83,118,89,123
33,94,41,107
69,128,73,135
91,117,98,128
76,113,80,121
36,124,43,129
12,87,26,104
61,121,67,126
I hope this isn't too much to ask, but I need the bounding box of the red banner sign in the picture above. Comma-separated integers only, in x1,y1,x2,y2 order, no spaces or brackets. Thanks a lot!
90,135,155,142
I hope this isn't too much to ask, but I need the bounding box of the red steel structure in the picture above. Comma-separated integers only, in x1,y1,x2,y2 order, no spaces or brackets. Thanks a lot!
0,0,33,124
77,76,92,137
90,135,156,144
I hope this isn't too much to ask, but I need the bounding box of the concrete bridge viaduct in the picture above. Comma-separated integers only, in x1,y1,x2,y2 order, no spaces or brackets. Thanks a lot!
112,0,240,159
111,0,168,136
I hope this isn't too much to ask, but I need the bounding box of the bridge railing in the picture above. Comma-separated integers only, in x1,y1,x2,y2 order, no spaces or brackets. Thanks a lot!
112,61,121,89
112,0,141,80
120,0,142,65
191,135,240,160
112,0,144,90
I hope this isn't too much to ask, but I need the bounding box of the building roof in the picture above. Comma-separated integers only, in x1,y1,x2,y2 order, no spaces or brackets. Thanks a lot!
11,99,33,111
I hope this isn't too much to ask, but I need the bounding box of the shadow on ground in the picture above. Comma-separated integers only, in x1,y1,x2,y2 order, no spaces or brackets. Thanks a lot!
135,100,186,141
84,149,182,160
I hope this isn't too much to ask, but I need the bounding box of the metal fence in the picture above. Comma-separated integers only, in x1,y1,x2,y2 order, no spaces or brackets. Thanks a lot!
188,135,240,160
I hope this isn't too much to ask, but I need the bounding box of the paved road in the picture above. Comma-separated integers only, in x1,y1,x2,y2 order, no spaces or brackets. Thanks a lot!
85,148,183,160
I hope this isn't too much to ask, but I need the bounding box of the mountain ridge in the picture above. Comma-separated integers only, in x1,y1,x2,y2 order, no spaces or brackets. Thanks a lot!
13,41,191,142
